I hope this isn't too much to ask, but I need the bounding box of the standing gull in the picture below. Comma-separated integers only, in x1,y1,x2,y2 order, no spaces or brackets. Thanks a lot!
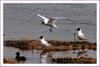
39,36,51,48
37,14,60,32
76,28,87,41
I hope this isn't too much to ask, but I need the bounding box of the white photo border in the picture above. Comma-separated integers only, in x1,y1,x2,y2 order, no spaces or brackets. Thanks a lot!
0,0,99,67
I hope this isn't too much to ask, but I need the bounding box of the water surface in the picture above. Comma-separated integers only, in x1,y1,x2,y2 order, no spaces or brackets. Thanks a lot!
4,46,96,64
4,3,96,42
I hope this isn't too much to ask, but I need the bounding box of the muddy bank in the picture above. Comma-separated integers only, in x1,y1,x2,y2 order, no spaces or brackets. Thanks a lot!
4,57,96,64
52,57,96,64
4,39,96,51
4,58,18,64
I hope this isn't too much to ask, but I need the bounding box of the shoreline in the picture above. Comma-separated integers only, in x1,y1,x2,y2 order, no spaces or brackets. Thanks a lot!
3,39,96,64
4,57,96,64
4,39,96,51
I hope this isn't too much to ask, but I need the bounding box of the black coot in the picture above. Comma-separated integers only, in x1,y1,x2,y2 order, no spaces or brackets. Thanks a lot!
15,52,26,63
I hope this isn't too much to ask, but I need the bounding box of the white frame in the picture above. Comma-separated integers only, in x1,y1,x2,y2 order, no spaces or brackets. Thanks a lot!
0,0,99,66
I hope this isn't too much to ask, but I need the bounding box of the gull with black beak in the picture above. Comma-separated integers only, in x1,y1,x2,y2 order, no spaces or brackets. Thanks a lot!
76,28,87,41
37,14,64,32
39,36,52,48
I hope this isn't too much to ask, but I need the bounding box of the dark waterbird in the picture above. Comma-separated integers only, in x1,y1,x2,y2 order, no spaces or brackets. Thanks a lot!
15,52,26,63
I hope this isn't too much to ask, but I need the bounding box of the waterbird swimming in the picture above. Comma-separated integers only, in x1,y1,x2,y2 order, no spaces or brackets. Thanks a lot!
15,52,26,63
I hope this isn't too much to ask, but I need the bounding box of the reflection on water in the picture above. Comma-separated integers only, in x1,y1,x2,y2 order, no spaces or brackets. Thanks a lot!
40,51,53,64
4,46,96,64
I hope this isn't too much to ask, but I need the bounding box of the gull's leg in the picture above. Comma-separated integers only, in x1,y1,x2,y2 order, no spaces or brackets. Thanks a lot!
77,36,80,42
49,26,53,32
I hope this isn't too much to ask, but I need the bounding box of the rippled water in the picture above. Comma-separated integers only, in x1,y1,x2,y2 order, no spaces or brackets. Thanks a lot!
4,46,96,64
4,3,96,42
